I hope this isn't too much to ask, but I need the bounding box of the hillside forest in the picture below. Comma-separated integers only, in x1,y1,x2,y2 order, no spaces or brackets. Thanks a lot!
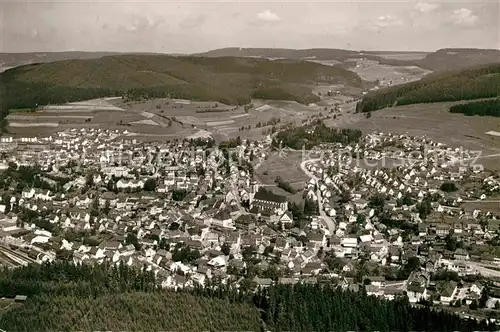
449,98,500,117
356,63,500,113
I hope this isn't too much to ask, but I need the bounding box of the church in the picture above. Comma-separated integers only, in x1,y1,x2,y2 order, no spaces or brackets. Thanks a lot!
249,183,288,217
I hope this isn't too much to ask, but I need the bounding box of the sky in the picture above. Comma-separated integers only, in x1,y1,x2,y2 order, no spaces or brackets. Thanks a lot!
0,0,498,53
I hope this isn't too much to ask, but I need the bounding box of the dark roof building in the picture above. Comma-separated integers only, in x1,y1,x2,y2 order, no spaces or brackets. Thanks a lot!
250,188,288,215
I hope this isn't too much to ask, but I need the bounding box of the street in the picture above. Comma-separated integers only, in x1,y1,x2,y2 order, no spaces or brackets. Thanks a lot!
300,158,336,235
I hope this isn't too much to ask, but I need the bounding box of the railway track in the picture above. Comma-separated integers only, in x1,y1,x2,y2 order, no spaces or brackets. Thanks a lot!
0,245,37,267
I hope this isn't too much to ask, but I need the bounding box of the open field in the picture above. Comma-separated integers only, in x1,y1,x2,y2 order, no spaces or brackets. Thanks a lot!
367,52,429,61
255,151,309,187
116,97,325,141
349,59,432,85
336,101,500,169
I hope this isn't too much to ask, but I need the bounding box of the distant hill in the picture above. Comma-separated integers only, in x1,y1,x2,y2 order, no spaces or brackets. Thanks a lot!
3,47,497,74
0,52,125,71
356,62,500,113
196,47,500,72
195,47,361,60
416,48,500,72
0,54,362,121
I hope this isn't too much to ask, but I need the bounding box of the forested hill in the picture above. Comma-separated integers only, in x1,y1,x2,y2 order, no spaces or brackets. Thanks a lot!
0,54,361,118
356,62,500,113
0,262,494,331
417,48,500,72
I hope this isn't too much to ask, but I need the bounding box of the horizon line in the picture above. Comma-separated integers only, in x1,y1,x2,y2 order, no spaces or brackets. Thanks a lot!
2,46,500,55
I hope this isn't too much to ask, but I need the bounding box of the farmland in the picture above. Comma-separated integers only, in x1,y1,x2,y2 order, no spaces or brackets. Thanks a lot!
5,96,328,142
349,59,432,86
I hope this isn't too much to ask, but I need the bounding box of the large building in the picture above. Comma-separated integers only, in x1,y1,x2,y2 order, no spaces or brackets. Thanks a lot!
250,186,288,216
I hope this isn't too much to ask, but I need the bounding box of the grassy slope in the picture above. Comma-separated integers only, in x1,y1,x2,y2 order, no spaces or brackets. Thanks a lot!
0,54,362,113
357,62,500,113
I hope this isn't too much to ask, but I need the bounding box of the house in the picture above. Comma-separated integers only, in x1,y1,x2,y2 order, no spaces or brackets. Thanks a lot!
364,276,385,288
389,246,401,262
234,214,257,231
270,211,293,226
435,224,450,237
211,211,234,229
454,248,470,261
341,238,358,248
406,282,428,303
439,281,458,305
14,295,27,303
307,232,326,248
254,277,273,288
208,255,226,268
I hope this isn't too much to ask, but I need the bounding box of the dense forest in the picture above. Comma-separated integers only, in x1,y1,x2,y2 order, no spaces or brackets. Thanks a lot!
449,98,500,117
0,262,493,331
0,292,261,331
0,262,261,331
356,63,500,113
257,284,494,332
273,120,362,149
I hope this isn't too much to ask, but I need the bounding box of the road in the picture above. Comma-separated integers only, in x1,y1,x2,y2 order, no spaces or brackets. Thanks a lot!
466,261,500,278
300,158,336,235
463,199,500,204
446,260,500,278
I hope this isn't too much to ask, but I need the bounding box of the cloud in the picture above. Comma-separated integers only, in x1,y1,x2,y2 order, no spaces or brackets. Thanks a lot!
256,10,280,23
449,8,479,26
179,15,206,29
414,2,440,13
120,15,164,33
248,9,281,27
367,15,404,31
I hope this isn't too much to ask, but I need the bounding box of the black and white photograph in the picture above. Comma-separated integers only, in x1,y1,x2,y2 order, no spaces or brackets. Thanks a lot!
0,0,499,331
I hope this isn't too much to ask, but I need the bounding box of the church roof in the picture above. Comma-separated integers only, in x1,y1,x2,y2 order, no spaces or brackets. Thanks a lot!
254,188,286,203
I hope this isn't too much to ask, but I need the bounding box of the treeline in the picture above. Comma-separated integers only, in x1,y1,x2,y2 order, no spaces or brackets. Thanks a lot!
357,63,500,113
275,176,297,194
0,261,157,298
273,120,362,149
124,84,250,105
449,98,500,117
0,262,493,331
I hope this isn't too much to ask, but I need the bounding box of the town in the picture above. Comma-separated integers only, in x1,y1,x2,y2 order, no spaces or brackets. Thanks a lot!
0,125,499,321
